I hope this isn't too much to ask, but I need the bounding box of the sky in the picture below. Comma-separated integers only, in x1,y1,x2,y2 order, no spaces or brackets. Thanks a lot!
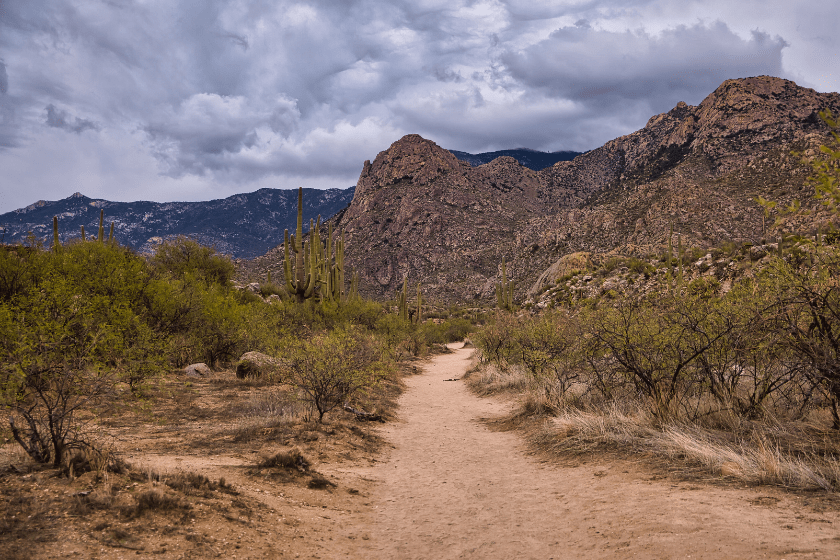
1,0,838,214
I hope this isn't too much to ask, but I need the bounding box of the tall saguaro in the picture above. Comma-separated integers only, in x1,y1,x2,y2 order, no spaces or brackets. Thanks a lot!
283,188,318,303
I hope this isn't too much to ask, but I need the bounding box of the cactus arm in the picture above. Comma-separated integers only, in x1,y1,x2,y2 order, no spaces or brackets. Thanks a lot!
283,232,296,294
98,209,104,242
52,216,60,250
108,222,114,243
338,231,345,301
295,187,304,249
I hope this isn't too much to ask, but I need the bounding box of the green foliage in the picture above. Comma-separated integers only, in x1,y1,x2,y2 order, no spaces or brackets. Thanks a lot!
808,109,840,213
474,239,840,428
421,318,473,345
474,312,521,365
0,226,407,465
150,236,235,287
0,241,163,465
284,327,390,422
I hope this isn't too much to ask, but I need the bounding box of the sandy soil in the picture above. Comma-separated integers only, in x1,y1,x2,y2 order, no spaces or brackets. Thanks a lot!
3,344,840,559
349,345,840,559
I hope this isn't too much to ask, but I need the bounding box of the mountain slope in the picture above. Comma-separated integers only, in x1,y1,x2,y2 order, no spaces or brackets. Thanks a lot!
305,76,840,304
0,188,354,258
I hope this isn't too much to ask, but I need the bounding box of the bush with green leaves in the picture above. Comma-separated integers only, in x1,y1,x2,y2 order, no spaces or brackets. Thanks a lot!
149,236,235,287
284,327,391,422
0,241,162,466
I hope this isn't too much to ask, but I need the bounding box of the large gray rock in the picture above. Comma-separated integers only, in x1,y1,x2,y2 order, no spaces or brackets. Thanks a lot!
236,351,283,379
183,363,212,377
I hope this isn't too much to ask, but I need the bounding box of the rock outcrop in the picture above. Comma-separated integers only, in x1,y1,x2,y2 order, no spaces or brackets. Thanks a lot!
255,76,840,304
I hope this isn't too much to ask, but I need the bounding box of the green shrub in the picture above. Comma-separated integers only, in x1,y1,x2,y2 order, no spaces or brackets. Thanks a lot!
150,236,235,287
284,327,391,422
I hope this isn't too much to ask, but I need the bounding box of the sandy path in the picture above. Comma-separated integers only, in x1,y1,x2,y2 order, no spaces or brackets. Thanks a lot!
353,345,840,559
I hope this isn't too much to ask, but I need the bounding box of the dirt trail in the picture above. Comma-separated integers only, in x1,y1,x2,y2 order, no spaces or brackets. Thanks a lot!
351,345,840,559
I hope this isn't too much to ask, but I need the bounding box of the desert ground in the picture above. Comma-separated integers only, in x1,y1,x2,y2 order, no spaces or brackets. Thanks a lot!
2,344,840,559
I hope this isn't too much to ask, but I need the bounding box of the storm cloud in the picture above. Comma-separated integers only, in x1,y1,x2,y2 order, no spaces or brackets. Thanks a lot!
0,0,837,213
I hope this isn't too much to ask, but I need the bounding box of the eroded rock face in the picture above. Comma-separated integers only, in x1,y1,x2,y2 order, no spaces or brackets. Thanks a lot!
338,135,552,302
263,77,840,304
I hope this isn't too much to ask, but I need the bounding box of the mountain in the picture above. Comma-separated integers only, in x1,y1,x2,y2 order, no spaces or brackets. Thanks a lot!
248,76,840,304
0,188,354,259
448,148,582,170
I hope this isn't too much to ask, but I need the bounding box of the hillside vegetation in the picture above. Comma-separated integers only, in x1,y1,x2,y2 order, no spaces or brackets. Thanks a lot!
469,110,840,490
0,225,472,470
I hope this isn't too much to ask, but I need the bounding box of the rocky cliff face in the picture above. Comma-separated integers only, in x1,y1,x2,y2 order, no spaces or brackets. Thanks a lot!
522,76,840,264
323,76,840,304
229,77,840,303
335,135,550,301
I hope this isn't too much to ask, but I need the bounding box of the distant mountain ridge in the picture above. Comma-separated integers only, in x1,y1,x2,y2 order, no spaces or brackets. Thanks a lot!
448,148,582,170
0,188,355,259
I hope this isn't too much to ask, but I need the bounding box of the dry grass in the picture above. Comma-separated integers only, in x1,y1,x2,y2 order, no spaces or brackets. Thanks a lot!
257,448,311,472
128,487,190,517
464,361,530,396
469,360,840,492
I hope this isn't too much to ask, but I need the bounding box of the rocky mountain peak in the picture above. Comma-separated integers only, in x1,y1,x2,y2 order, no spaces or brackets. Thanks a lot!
354,134,468,200
327,76,840,304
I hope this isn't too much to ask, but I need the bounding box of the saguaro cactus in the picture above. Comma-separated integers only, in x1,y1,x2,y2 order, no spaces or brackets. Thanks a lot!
349,270,360,301
416,282,423,324
284,187,319,302
665,223,674,293
676,232,684,289
398,276,409,321
52,216,60,250
319,222,347,304
396,277,422,323
496,258,514,311
97,209,105,242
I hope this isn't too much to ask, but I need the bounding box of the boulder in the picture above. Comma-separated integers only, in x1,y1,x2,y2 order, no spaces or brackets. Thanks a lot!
236,351,282,379
183,363,212,377
749,245,768,260
528,252,592,297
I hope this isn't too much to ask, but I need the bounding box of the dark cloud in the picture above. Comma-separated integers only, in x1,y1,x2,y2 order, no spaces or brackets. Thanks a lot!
502,21,788,108
0,0,834,214
45,104,99,134
0,61,8,94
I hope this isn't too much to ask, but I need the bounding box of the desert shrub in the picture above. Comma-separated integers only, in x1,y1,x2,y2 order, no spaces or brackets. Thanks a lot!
625,257,654,276
374,313,410,353
129,488,188,516
258,281,286,299
768,248,840,426
474,312,522,366
601,256,624,274
149,236,234,287
0,245,45,302
0,243,157,466
338,298,385,330
586,294,744,419
421,317,473,344
511,310,581,401
284,327,391,422
258,448,310,471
